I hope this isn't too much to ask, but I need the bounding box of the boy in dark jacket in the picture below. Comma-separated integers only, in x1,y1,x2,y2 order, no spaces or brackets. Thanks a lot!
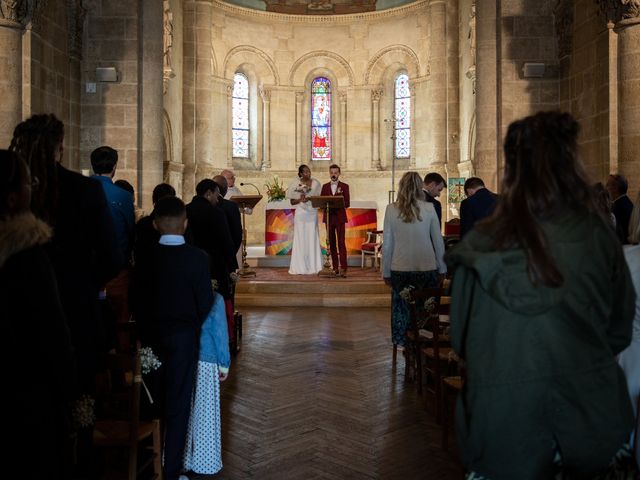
132,196,213,480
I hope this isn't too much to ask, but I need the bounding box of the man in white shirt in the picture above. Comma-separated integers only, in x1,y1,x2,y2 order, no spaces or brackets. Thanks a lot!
222,169,253,215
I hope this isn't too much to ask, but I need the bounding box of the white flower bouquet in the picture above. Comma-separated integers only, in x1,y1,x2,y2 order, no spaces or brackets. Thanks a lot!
72,395,95,428
140,346,162,375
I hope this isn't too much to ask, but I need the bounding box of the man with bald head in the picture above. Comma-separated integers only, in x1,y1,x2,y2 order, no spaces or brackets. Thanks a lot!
222,169,253,215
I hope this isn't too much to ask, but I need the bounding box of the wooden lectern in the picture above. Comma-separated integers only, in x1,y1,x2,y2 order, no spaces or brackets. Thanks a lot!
308,195,345,277
229,195,263,277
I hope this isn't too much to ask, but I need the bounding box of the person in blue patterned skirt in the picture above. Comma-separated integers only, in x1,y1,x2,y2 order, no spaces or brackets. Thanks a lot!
181,292,231,478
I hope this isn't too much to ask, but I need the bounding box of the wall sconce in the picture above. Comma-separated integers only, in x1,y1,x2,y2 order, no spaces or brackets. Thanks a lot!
96,67,118,82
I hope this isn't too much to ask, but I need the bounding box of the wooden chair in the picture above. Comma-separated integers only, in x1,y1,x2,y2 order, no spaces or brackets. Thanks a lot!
441,374,463,451
93,344,163,480
404,288,447,395
360,230,383,269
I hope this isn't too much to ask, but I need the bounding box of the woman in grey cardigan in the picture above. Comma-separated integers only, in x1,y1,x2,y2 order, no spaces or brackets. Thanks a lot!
382,171,446,347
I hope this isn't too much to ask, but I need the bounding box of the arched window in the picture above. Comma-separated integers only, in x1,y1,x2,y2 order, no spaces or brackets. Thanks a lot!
311,77,331,161
232,73,249,158
394,74,410,159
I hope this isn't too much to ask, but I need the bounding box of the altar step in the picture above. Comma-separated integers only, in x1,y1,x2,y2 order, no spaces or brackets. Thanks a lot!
235,279,390,308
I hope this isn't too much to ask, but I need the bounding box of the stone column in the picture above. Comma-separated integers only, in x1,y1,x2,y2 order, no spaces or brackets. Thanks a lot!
182,0,214,197
226,83,233,168
427,0,447,172
139,0,165,211
295,90,304,167
66,0,86,171
260,86,271,170
0,1,43,147
410,84,416,168
371,87,383,170
473,0,499,190
613,5,640,190
339,90,347,169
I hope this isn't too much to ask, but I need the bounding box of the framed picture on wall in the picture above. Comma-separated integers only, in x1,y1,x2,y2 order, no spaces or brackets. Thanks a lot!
448,177,465,203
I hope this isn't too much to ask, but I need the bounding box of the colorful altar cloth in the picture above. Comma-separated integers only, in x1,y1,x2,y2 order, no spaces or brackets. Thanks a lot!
265,200,378,256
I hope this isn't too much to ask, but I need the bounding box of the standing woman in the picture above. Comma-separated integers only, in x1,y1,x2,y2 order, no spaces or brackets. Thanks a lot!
383,171,446,347
618,192,640,466
446,111,636,478
0,151,74,478
287,164,323,275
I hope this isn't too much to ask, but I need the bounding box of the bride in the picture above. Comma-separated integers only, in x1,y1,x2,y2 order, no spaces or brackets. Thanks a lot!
287,164,323,274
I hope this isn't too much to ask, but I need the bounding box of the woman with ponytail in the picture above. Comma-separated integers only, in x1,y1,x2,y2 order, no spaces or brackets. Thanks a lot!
446,111,637,478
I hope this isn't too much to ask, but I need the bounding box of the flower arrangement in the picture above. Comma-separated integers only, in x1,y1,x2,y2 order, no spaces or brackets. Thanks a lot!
140,347,162,375
399,285,415,303
72,395,95,428
265,176,286,201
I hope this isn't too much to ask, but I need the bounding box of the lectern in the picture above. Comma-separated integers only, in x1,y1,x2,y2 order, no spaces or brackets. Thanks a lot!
308,195,345,277
229,195,263,277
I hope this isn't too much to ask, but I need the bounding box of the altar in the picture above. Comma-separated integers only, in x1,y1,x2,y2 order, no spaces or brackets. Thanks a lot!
265,200,378,255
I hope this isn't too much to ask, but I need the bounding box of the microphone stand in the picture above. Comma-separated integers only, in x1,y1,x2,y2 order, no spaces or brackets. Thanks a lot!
240,182,261,195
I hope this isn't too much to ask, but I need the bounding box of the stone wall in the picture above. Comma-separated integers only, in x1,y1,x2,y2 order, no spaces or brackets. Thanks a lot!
558,0,612,184
169,0,461,243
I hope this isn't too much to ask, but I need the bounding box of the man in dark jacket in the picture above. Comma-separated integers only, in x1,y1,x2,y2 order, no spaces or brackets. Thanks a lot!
185,179,235,299
607,174,634,243
213,174,243,271
423,172,446,227
460,177,498,238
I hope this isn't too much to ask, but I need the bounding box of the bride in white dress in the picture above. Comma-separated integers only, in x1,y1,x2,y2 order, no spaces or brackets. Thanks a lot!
287,164,323,275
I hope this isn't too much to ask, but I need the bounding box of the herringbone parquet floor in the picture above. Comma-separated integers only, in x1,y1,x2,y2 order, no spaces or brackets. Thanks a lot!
209,307,463,480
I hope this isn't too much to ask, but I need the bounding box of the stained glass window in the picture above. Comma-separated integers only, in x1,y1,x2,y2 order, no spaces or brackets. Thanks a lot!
232,73,249,158
394,74,411,159
311,77,331,161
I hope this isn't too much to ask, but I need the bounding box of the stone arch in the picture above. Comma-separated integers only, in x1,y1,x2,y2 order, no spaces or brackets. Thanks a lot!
289,50,354,87
365,45,420,85
223,45,279,85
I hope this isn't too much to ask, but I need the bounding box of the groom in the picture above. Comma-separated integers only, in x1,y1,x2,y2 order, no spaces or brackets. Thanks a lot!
321,164,350,277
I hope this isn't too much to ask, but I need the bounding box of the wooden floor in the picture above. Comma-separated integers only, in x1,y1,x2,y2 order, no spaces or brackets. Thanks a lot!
207,307,463,480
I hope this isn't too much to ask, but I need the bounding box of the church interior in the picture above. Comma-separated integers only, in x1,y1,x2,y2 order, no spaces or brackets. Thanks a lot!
2,0,639,478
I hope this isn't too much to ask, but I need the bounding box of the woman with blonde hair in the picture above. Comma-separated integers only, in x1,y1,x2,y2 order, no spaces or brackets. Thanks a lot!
382,171,446,347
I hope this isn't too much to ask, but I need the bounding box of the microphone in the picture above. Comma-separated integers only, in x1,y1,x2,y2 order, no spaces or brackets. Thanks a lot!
240,182,261,195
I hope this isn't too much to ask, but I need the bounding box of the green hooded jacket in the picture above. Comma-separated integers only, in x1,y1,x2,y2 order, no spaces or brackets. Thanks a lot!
445,211,636,479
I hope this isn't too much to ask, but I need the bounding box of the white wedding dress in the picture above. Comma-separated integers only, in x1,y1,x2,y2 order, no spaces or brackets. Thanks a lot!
287,178,323,275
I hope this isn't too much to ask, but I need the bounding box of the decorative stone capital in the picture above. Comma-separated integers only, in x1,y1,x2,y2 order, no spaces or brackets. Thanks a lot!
259,86,271,102
163,0,175,94
226,84,234,97
338,90,347,103
371,88,383,102
0,0,46,28
596,0,640,24
295,91,305,102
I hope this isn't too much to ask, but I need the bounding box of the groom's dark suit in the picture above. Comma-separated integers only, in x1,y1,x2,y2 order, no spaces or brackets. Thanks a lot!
320,181,350,273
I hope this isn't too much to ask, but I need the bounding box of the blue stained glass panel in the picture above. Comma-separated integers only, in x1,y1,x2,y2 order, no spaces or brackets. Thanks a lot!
233,130,249,158
394,73,411,159
232,73,249,158
311,77,331,161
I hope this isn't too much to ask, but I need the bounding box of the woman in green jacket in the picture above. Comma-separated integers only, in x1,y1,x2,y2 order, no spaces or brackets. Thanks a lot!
446,111,637,479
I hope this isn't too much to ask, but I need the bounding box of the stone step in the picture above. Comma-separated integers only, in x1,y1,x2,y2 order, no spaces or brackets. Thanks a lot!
236,280,388,295
235,292,390,308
